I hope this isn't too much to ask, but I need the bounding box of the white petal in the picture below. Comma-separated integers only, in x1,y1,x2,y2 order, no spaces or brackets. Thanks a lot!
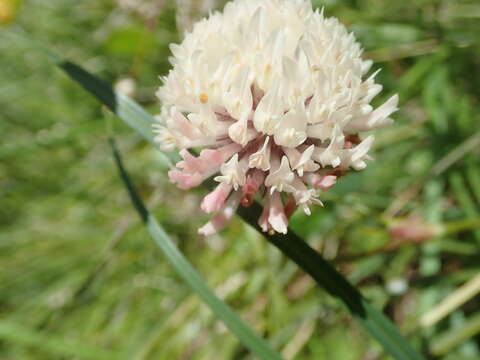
264,156,295,193
223,67,253,121
187,104,224,136
345,95,398,132
214,154,247,190
228,121,258,146
283,145,319,176
268,192,288,234
253,79,284,135
312,125,345,168
341,135,375,170
249,136,271,171
273,103,308,148
291,179,323,215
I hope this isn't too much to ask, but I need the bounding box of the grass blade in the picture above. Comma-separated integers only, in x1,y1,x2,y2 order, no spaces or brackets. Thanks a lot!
420,273,480,328
430,312,480,356
109,138,282,360
57,59,424,360
450,172,480,242
60,62,153,142
0,320,120,359
58,61,178,165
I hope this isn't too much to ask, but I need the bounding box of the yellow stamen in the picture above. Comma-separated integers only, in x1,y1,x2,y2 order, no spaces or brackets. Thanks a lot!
199,93,209,104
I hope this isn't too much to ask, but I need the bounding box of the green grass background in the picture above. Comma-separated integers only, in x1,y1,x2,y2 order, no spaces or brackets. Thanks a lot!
1,0,480,359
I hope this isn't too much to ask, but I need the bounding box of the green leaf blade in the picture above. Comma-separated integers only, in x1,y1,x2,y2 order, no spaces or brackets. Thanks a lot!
59,61,154,143
0,320,120,360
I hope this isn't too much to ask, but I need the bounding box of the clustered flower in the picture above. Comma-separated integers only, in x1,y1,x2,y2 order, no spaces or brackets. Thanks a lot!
154,0,398,235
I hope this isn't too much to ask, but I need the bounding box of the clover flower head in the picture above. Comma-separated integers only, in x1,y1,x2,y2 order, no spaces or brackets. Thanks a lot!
154,0,399,235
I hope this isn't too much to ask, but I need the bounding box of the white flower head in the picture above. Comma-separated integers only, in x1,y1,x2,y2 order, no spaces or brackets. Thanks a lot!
155,0,398,235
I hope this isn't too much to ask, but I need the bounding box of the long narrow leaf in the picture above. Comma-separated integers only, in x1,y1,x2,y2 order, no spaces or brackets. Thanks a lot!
109,138,282,360
58,61,178,165
57,58,424,359
0,320,120,359
60,62,153,143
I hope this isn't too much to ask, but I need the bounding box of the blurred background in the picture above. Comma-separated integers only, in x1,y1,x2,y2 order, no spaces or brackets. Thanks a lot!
1,0,480,359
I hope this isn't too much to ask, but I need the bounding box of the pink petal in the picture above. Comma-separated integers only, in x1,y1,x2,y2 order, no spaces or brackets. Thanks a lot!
284,195,298,219
258,203,270,233
198,192,242,236
201,183,233,214
241,169,265,207
258,192,289,234
168,170,203,190
317,175,337,191
170,143,242,190
303,173,337,191
178,144,241,175
268,192,288,234
177,149,203,172
199,143,242,166
170,109,203,140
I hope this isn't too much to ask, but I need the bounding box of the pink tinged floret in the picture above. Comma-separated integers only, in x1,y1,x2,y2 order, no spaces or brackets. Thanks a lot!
303,173,338,191
199,142,243,166
284,195,298,219
317,175,337,191
201,183,233,214
241,169,265,207
198,191,242,236
259,191,288,235
169,109,204,140
168,144,242,189
258,207,269,234
168,170,204,190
